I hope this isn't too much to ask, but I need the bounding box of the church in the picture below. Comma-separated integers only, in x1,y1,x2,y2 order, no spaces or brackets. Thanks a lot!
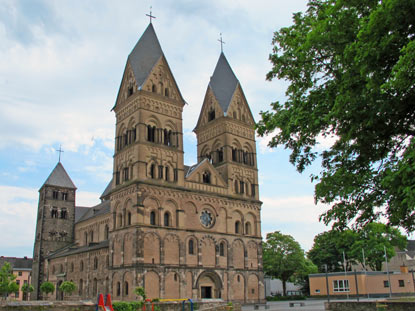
31,21,264,303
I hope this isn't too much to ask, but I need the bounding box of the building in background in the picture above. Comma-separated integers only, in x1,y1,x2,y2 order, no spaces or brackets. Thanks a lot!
309,266,415,298
0,256,32,301
31,22,264,303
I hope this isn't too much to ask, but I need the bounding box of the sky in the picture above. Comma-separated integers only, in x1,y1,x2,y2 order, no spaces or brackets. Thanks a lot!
0,0,333,258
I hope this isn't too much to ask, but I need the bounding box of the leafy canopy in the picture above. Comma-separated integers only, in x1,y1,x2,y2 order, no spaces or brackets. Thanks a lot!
59,281,76,295
0,262,19,298
256,0,415,231
308,223,407,272
21,283,34,293
262,231,313,295
40,281,55,295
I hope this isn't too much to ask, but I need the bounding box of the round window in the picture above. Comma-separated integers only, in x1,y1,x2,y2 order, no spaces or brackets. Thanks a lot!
200,209,214,228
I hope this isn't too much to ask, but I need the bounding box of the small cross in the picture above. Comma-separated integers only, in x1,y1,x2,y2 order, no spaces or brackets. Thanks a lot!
218,33,225,53
56,145,64,162
146,6,156,24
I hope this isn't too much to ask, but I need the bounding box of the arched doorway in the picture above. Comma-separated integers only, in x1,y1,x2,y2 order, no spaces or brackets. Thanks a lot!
56,280,63,300
196,271,222,299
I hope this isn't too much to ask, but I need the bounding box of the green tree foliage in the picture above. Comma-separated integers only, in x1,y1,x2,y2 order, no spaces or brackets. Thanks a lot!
59,281,76,296
21,283,34,294
308,223,407,272
350,223,407,271
40,281,55,296
263,231,310,296
307,229,358,272
256,0,415,231
0,262,19,299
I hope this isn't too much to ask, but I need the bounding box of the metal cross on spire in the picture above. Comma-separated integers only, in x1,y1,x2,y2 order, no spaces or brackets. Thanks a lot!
56,145,64,163
218,33,225,53
146,6,156,24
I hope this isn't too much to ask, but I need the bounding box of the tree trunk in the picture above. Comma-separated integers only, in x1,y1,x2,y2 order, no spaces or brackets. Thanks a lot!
282,279,287,296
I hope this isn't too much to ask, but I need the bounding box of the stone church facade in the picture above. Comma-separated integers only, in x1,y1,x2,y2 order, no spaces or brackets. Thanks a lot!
31,23,264,303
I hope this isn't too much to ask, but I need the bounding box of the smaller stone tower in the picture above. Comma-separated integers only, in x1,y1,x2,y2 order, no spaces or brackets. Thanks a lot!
31,162,76,299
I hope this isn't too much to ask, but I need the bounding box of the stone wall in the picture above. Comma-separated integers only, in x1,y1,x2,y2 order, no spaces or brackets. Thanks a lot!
325,301,415,311
0,300,241,311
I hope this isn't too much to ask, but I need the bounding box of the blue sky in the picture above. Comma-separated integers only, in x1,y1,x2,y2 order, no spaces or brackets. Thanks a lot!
0,0,334,257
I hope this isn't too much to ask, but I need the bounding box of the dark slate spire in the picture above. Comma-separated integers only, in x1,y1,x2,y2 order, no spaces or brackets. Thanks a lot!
128,23,163,89
209,52,239,113
41,162,76,190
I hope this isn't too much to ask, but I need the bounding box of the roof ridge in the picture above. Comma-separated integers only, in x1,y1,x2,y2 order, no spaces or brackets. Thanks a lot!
41,162,76,190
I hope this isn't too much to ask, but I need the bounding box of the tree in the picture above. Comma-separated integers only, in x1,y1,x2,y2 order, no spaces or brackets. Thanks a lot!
0,262,19,300
350,222,407,271
293,258,318,295
256,0,415,231
308,223,407,272
59,281,76,297
40,281,55,298
307,229,358,272
262,231,308,296
21,283,34,300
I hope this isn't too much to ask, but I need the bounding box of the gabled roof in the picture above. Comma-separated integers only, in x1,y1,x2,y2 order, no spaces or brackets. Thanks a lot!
100,178,112,200
75,200,110,224
209,52,239,113
0,256,32,270
41,162,76,190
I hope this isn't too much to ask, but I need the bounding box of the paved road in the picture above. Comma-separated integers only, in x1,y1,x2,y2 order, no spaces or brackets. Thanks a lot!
242,298,385,311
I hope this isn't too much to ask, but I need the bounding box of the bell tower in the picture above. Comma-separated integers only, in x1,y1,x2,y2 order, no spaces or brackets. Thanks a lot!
31,162,76,299
111,23,186,191
194,52,259,199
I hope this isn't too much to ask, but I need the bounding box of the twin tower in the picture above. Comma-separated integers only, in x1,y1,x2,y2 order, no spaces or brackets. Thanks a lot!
32,23,264,302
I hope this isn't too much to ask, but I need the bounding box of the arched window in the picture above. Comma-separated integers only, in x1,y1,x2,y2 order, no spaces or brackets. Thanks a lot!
60,208,67,219
84,232,88,245
93,278,98,296
165,166,169,181
94,257,98,270
124,281,129,296
235,221,241,234
80,260,84,271
202,171,211,184
174,273,178,281
220,242,225,256
150,164,155,179
164,212,170,227
188,239,194,255
150,211,156,225
152,84,156,93
89,230,94,243
117,282,121,296
165,88,169,97
245,222,251,235
208,109,215,121
104,225,109,240
118,214,123,228
234,180,239,193
51,207,58,218
70,262,74,272
79,279,83,296
127,212,132,225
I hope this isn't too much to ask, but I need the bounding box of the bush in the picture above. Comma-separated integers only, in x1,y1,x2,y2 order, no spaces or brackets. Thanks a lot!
40,282,55,296
112,301,142,311
59,281,76,296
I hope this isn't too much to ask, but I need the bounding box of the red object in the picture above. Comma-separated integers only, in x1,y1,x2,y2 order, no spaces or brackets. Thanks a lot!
105,294,114,311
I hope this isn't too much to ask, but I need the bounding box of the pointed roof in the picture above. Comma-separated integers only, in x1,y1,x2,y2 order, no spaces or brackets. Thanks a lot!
128,23,163,89
209,52,239,113
41,162,76,190
113,23,185,110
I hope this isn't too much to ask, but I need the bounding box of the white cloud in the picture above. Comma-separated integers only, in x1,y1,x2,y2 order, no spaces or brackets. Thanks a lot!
77,191,102,207
0,186,37,249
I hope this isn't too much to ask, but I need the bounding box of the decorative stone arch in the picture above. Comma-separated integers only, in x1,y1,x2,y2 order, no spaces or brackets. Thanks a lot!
123,233,134,266
123,199,134,226
232,272,246,301
245,212,257,236
231,138,243,150
112,272,122,298
163,199,178,227
200,144,211,161
143,232,161,264
232,209,244,234
164,271,180,298
143,197,160,225
199,235,217,267
144,270,160,299
247,273,260,302
232,238,246,269
123,271,134,298
185,235,199,256
195,270,223,299
163,233,180,265
146,115,161,128
247,240,259,269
